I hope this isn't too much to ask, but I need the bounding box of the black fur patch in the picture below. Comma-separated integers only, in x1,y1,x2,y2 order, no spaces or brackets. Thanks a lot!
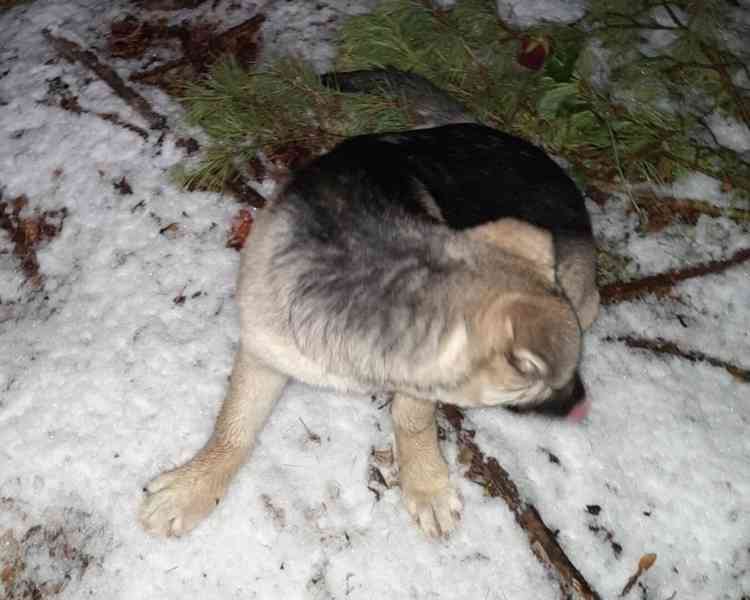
508,371,586,418
289,123,591,236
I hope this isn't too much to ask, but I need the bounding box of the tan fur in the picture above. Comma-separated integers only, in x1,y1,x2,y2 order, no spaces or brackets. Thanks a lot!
140,349,287,537
556,237,599,330
139,192,597,539
140,209,596,536
469,219,598,331
392,394,462,537
467,218,555,284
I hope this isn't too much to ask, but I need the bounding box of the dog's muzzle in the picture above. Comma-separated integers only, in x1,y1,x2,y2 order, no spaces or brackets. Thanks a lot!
506,371,589,421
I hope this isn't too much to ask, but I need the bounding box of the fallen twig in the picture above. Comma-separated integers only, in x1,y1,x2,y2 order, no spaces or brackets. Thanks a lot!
605,335,750,382
440,405,602,600
97,112,150,139
225,172,267,208
129,57,188,85
597,187,750,231
41,76,151,140
44,30,167,130
600,247,750,305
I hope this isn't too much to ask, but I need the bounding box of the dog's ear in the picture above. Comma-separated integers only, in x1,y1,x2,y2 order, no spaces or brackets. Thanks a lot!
467,218,555,283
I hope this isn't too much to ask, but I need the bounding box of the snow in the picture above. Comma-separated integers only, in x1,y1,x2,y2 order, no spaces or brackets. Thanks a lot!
705,111,750,154
670,172,727,203
639,6,685,57
259,0,380,72
495,0,587,29
1,1,749,600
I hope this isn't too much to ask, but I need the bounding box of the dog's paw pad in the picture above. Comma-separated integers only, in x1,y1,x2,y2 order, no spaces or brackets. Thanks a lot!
403,482,463,538
139,469,222,537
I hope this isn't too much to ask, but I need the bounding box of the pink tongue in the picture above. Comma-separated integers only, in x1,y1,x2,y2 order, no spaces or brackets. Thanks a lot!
567,398,591,423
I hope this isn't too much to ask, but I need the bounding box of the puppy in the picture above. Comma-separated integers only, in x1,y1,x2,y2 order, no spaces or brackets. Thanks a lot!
140,71,598,538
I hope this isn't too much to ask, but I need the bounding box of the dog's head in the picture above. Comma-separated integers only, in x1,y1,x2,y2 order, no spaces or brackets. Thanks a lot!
439,293,586,419
436,218,590,420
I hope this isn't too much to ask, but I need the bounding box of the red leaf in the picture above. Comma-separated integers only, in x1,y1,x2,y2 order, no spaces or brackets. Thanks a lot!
227,208,253,250
517,35,551,71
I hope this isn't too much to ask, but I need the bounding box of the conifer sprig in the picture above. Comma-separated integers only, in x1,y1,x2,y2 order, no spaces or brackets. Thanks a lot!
180,0,749,199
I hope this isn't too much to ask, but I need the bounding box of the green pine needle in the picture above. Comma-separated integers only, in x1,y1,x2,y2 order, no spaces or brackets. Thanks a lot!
178,0,750,199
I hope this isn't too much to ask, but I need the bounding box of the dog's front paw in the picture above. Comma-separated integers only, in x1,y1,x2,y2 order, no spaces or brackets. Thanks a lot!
139,467,226,537
400,470,463,538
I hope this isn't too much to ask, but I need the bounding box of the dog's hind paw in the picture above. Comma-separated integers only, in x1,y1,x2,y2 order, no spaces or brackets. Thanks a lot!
402,480,463,538
139,467,225,537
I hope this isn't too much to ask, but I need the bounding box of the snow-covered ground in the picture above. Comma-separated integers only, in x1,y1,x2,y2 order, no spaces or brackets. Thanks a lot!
1,1,748,599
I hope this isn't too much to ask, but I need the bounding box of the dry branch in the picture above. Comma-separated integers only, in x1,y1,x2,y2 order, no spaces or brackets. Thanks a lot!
440,405,602,600
588,183,750,228
225,172,267,208
129,57,187,84
606,335,750,382
44,30,167,130
600,247,750,305
97,112,150,139
633,193,747,231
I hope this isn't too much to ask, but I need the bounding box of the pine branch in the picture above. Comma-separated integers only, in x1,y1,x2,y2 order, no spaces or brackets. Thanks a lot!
177,0,750,198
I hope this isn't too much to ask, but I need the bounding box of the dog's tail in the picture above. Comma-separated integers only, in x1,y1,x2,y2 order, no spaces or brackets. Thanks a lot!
320,67,476,127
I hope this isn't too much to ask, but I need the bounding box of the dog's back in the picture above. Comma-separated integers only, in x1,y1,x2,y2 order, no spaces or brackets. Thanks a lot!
282,121,598,328
292,123,590,233
320,71,598,330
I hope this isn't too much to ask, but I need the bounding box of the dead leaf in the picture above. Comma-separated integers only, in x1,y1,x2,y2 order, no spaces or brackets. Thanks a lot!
639,553,657,571
620,552,657,597
227,208,253,250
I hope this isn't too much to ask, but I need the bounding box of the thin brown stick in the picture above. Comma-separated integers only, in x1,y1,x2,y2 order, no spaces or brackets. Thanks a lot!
45,84,151,139
590,184,750,230
225,173,267,208
96,112,150,140
441,406,602,600
600,247,750,305
44,30,167,130
605,335,750,382
129,57,189,84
